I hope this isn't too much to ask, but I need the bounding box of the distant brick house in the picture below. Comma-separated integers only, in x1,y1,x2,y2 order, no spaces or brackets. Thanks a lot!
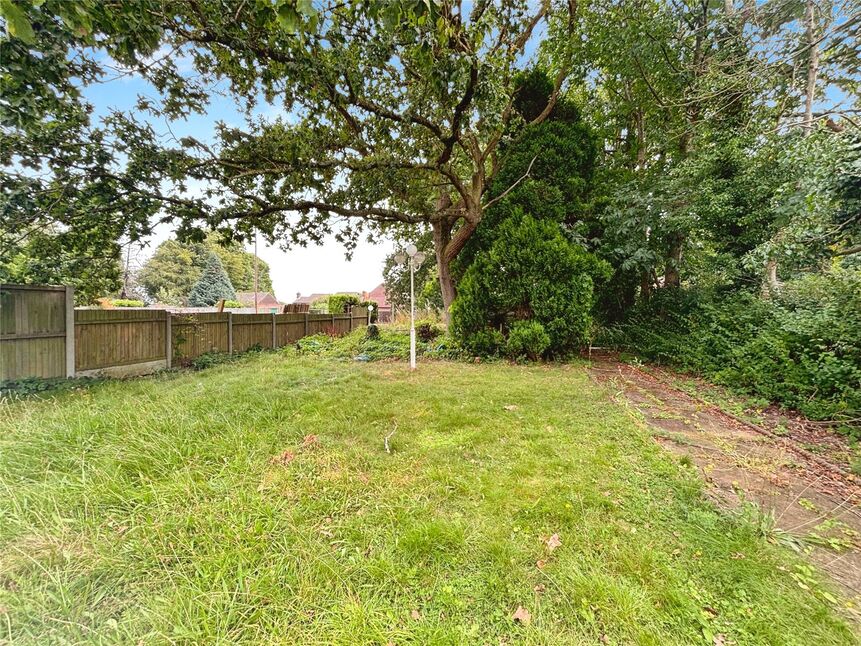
235,291,282,313
362,283,392,323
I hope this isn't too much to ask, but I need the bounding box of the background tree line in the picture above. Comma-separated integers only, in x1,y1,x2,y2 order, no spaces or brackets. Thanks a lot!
137,233,273,305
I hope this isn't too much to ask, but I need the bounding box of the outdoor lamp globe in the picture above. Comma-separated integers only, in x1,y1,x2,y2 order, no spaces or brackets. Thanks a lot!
406,243,418,256
394,252,407,265
414,251,427,268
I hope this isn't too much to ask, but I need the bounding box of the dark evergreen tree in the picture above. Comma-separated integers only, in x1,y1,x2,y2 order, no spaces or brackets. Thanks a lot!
187,253,236,306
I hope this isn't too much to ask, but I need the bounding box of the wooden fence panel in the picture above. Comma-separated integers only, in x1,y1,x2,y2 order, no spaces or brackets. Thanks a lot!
233,314,274,352
75,309,166,371
306,313,333,336
171,313,229,362
350,306,370,334
2,289,373,381
332,316,351,336
275,313,306,346
1,284,68,380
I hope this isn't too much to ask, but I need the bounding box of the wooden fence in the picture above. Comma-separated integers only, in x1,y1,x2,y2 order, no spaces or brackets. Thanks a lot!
1,284,370,380
1,285,74,380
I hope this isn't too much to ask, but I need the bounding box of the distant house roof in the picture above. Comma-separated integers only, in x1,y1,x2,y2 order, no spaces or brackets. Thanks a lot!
293,291,360,305
362,283,390,309
293,292,330,305
235,291,281,309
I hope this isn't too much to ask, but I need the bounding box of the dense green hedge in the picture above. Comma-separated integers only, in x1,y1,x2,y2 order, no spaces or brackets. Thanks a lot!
601,270,861,422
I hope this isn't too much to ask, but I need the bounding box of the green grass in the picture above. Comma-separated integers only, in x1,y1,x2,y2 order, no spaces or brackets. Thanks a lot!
0,354,855,644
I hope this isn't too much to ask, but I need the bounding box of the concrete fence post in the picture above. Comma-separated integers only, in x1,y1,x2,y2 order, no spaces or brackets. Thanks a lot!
64,286,75,378
304,312,309,338
349,306,354,332
165,312,173,369
271,313,277,348
227,312,233,354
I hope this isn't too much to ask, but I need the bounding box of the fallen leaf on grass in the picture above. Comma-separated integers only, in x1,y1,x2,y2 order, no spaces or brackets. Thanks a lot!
536,559,546,569
533,583,545,593
269,450,295,466
545,533,562,551
512,605,531,625
410,609,422,620
503,404,518,411
302,434,319,447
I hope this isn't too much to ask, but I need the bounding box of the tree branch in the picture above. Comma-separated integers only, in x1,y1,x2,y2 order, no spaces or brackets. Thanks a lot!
483,155,538,210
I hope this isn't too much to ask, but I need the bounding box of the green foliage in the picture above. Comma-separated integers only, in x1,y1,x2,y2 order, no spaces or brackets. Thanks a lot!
223,299,243,308
415,320,442,343
603,270,861,421
297,326,458,363
327,293,361,314
461,328,505,358
187,253,236,307
0,376,102,401
383,232,442,313
111,299,144,308
137,234,273,305
452,211,610,358
189,351,238,371
451,94,607,359
506,321,551,361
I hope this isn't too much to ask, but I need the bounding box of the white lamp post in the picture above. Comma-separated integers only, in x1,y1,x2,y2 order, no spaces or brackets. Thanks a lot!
394,244,426,370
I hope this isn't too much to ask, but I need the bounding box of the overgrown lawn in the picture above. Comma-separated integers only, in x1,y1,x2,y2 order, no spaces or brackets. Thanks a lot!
0,354,854,644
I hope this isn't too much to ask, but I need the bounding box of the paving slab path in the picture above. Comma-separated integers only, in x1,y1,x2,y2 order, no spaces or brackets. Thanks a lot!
589,354,861,615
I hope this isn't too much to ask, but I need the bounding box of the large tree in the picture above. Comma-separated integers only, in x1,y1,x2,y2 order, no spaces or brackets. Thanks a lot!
1,0,579,320
0,1,167,301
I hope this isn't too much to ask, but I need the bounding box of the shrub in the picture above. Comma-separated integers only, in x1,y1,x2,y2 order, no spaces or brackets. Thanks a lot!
111,299,144,307
366,324,380,339
506,320,550,360
451,211,610,358
223,299,243,308
416,319,442,342
424,334,466,360
329,294,361,314
603,269,861,422
462,328,505,357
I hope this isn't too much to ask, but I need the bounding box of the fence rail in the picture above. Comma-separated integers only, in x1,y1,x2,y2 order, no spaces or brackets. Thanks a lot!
1,284,370,380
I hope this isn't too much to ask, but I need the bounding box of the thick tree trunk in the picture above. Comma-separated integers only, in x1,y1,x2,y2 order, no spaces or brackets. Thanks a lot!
664,234,683,288
640,272,652,300
431,208,480,324
432,220,457,322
